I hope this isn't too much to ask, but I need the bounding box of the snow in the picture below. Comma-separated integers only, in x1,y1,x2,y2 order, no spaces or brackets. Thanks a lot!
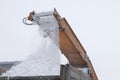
2,11,61,76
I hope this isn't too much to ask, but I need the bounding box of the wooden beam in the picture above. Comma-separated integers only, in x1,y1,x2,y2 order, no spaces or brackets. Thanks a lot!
53,9,98,80
59,18,98,80
59,18,87,67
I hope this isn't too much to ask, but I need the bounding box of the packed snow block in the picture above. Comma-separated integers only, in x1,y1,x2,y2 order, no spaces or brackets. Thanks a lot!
80,72,91,80
64,65,80,80
64,64,91,80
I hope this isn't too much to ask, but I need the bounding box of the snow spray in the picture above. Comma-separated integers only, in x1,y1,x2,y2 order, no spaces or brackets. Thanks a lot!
2,11,60,76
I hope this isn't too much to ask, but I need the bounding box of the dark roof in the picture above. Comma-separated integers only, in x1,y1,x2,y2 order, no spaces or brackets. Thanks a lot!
0,61,21,74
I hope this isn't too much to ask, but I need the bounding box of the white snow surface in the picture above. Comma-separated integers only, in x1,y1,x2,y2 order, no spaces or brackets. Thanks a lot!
2,11,61,76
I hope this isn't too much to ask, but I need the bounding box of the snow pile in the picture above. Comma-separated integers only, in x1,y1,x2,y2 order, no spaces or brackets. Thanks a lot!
2,11,60,76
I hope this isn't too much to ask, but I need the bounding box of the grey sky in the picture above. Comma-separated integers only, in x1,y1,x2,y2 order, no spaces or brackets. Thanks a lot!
0,0,120,80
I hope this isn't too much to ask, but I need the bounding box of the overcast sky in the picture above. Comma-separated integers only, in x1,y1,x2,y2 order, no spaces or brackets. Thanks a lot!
0,0,120,80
